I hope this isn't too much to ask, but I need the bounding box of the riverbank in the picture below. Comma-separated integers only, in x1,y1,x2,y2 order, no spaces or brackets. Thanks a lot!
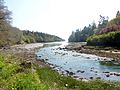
0,43,120,90
0,43,48,67
65,44,120,61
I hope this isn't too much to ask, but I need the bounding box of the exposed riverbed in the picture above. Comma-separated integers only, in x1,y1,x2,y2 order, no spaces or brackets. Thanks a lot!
36,42,120,81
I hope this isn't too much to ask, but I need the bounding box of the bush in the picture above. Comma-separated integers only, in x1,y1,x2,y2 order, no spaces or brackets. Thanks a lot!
7,73,47,90
87,31,120,47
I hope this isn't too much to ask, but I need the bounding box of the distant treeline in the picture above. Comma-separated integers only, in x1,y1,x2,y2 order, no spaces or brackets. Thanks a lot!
68,11,120,47
22,30,64,43
68,15,108,42
0,0,64,47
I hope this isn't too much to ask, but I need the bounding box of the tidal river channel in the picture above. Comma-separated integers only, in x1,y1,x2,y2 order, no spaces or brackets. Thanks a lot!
36,42,120,81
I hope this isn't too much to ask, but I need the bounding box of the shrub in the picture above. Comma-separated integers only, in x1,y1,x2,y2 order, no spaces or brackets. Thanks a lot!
87,31,120,47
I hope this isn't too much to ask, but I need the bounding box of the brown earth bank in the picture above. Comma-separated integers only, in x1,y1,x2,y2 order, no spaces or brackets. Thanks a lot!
65,44,120,61
0,43,48,67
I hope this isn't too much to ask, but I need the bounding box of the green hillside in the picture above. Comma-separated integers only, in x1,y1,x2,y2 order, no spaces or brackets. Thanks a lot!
0,0,64,48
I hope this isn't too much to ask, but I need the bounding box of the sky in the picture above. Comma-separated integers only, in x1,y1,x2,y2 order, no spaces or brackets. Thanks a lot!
5,0,120,40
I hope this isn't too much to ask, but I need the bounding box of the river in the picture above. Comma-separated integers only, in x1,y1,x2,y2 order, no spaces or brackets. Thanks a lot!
36,42,120,81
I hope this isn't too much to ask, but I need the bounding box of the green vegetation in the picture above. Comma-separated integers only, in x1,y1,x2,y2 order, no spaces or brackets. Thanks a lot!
21,30,64,43
68,11,120,47
87,13,120,47
0,53,120,90
107,11,120,27
99,60,120,66
87,31,120,46
68,15,108,42
0,0,64,48
68,23,96,42
0,53,47,90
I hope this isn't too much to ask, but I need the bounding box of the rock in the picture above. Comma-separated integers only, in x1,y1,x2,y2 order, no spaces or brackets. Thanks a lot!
79,78,83,80
39,56,41,57
65,70,75,75
91,67,94,69
20,61,32,68
94,71,98,73
65,70,69,73
106,74,110,77
77,70,81,73
73,76,79,78
103,71,110,73
98,58,100,60
90,77,93,79
96,77,101,79
81,71,85,73
86,57,90,59
114,73,120,76
45,59,48,61
69,72,75,75
77,70,85,73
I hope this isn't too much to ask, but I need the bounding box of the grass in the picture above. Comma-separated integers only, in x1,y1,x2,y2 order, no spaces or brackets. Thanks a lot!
0,53,120,90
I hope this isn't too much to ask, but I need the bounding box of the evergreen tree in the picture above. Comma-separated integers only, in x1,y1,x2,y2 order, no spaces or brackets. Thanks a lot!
116,11,120,17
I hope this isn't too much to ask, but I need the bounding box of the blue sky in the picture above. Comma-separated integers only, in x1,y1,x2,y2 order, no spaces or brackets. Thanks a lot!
5,0,120,40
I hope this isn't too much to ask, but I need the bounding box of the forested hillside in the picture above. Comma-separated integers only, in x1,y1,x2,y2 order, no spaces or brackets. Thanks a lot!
68,11,120,47
68,23,96,42
87,12,120,47
0,0,64,47
21,30,64,43
68,15,108,42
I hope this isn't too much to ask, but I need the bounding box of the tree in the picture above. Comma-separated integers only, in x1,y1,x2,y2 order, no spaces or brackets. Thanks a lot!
116,11,120,17
0,0,12,25
95,15,109,34
68,31,76,42
68,23,97,42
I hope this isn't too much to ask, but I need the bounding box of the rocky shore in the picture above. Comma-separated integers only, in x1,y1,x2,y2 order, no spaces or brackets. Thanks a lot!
1,43,120,81
0,43,48,67
65,44,120,61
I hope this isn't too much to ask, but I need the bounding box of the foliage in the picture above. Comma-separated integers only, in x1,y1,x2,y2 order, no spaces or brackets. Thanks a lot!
0,0,64,47
22,30,65,43
68,23,96,42
0,53,120,90
87,31,120,47
0,53,48,90
107,16,120,27
68,15,108,42
116,11,120,17
99,25,120,34
0,0,12,24
87,11,120,47
96,15,109,34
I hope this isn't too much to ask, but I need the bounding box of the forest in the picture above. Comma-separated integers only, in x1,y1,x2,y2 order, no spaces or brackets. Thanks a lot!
0,0,64,47
68,11,120,47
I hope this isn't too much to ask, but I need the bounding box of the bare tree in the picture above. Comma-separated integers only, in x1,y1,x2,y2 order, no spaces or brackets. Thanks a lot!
0,0,12,26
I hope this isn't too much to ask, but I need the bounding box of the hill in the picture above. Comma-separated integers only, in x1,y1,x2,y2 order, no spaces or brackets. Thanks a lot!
0,0,64,47
87,13,120,47
68,12,120,47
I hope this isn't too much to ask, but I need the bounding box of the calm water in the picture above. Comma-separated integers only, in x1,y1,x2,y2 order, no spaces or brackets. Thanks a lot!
36,42,120,81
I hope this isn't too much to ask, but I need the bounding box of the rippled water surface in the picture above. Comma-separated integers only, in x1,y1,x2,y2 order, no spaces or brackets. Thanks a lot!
36,42,120,81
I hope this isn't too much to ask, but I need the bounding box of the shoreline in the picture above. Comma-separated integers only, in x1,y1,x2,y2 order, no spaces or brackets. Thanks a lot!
0,43,48,67
1,43,120,81
65,44,120,61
